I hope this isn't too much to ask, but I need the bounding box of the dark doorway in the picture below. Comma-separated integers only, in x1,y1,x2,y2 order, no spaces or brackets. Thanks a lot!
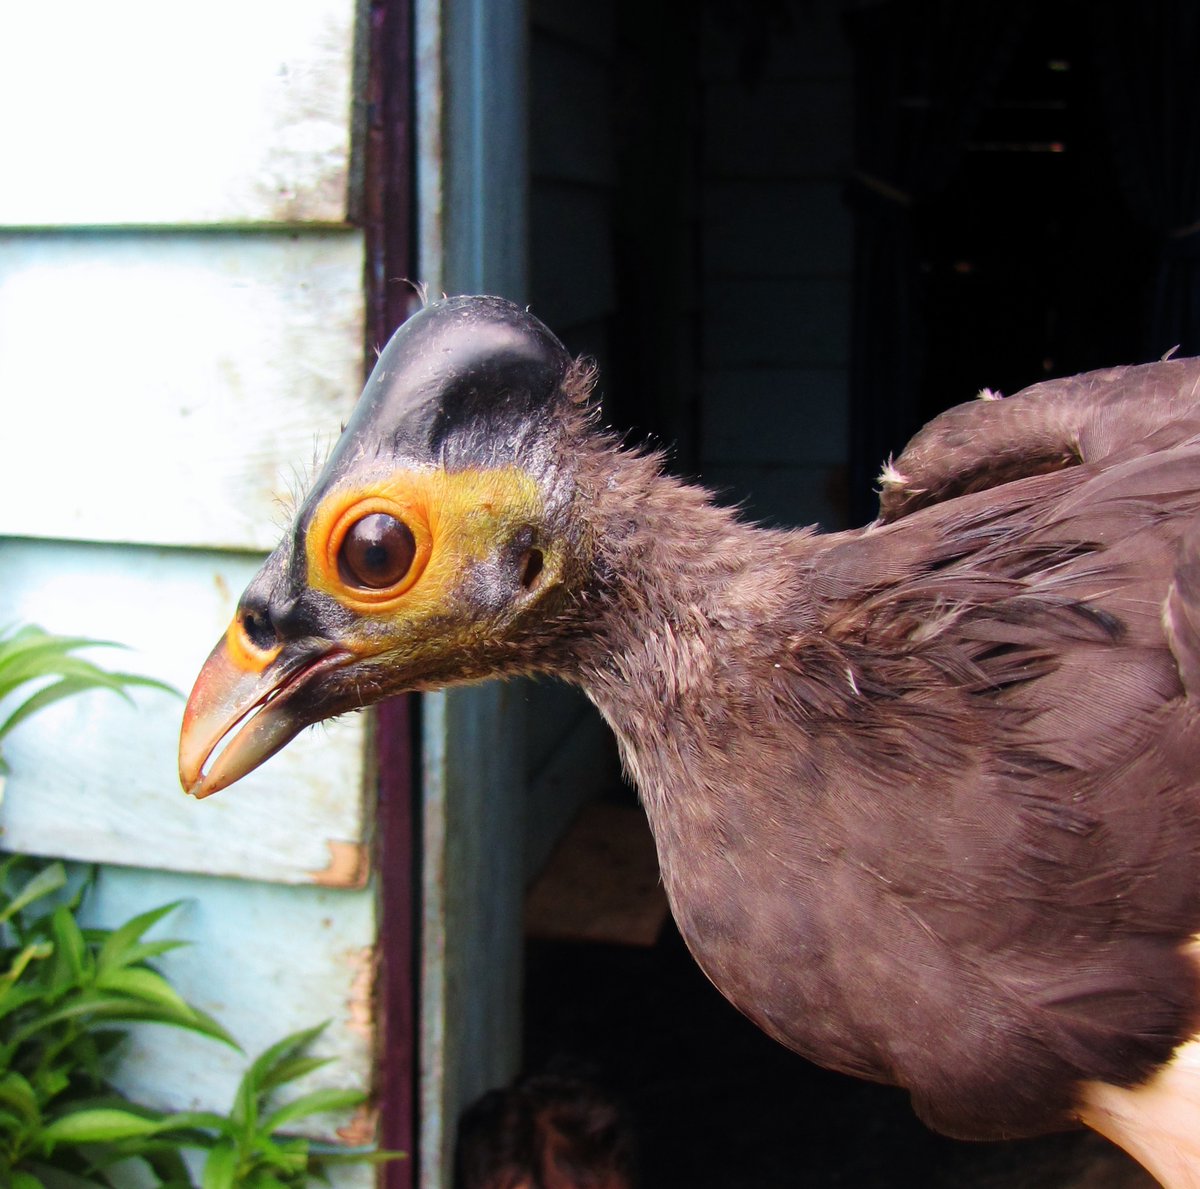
849,0,1200,520
516,2,1188,1186
522,921,1149,1188
917,7,1149,439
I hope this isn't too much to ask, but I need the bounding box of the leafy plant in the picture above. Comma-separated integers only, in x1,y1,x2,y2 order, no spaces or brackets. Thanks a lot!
0,628,402,1185
180,1024,401,1189
0,855,232,1186
0,625,175,776
0,858,402,1186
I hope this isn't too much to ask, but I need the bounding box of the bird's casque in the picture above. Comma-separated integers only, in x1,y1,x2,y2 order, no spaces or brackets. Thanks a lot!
179,295,1200,1187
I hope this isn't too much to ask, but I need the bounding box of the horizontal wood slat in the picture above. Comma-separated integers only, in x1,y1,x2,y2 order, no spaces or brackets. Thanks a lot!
80,863,377,1164
0,231,365,551
0,537,370,885
0,0,358,226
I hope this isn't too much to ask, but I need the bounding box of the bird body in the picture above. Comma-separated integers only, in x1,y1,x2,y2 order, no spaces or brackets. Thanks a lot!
179,297,1200,1186
563,380,1200,1149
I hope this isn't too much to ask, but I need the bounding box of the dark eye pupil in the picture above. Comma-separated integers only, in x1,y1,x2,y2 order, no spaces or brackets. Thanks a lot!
338,513,416,590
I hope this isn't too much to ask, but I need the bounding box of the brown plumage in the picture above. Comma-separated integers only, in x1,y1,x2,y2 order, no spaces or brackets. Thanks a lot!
179,298,1200,1186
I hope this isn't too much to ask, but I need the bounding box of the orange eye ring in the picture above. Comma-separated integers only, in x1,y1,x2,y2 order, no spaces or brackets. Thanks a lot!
322,495,433,606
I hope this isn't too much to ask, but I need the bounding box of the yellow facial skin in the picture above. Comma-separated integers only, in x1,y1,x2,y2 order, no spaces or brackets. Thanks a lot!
180,462,573,797
222,615,282,673
304,464,567,668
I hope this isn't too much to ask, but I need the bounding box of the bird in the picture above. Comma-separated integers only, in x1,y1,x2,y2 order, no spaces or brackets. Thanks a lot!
179,294,1200,1187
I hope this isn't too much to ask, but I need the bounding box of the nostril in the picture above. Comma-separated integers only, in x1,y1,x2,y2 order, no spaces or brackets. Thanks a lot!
240,602,278,651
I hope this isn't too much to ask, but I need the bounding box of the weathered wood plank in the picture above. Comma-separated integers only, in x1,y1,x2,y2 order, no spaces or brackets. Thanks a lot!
0,231,365,551
0,0,358,226
0,537,370,884
78,862,378,1167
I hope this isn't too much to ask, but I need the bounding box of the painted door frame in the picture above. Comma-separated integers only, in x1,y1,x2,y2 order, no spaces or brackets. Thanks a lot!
413,1,531,1186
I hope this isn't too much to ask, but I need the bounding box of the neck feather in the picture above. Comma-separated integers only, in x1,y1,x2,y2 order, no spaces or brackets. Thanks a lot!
551,437,822,807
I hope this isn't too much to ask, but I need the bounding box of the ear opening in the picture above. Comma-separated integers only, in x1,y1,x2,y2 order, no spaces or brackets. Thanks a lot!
520,548,545,591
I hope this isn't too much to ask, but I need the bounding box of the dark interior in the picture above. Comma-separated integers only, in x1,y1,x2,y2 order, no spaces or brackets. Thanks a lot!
516,2,1199,1184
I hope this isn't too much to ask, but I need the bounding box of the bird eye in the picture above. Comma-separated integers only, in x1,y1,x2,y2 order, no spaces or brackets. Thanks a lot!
337,513,417,590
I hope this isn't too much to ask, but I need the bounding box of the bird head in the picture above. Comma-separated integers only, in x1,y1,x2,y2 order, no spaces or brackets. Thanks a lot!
179,295,598,798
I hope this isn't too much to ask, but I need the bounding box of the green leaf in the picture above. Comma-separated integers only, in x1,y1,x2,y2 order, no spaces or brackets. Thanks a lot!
93,966,191,1013
0,863,67,924
230,1026,328,1135
1,677,126,741
119,938,189,966
0,1070,39,1124
0,941,54,1001
12,1172,47,1189
47,904,89,992
9,991,237,1049
40,1107,171,1144
0,624,177,742
155,1108,231,1134
261,1088,365,1136
247,1024,329,1096
95,901,184,973
138,1145,197,1183
312,1147,408,1166
254,1055,331,1093
33,1065,71,1103
201,1141,239,1189
0,628,114,690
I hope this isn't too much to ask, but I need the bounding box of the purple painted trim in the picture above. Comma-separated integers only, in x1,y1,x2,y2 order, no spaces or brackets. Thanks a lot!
365,0,417,1184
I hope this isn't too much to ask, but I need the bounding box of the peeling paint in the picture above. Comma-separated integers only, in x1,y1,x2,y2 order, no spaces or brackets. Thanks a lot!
312,839,370,887
337,1102,379,1147
345,944,377,1041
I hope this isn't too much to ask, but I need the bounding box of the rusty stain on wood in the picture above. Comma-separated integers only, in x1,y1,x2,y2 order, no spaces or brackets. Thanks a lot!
346,944,377,1041
338,1103,380,1147
312,840,371,887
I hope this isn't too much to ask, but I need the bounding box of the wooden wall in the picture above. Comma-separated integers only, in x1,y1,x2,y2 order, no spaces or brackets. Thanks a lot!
0,3,378,1180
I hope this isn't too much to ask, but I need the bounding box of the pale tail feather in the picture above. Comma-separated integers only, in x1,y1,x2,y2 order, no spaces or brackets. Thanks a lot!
1080,1036,1200,1189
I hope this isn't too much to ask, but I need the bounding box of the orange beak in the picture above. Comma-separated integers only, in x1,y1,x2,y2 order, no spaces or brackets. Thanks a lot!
178,626,350,798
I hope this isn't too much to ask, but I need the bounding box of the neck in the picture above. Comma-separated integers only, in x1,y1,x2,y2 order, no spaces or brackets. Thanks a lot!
553,437,823,821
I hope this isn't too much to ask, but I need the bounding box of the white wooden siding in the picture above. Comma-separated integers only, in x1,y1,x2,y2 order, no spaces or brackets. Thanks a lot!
0,0,379,1164
0,538,369,886
0,231,365,552
0,0,359,226
80,864,377,1174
